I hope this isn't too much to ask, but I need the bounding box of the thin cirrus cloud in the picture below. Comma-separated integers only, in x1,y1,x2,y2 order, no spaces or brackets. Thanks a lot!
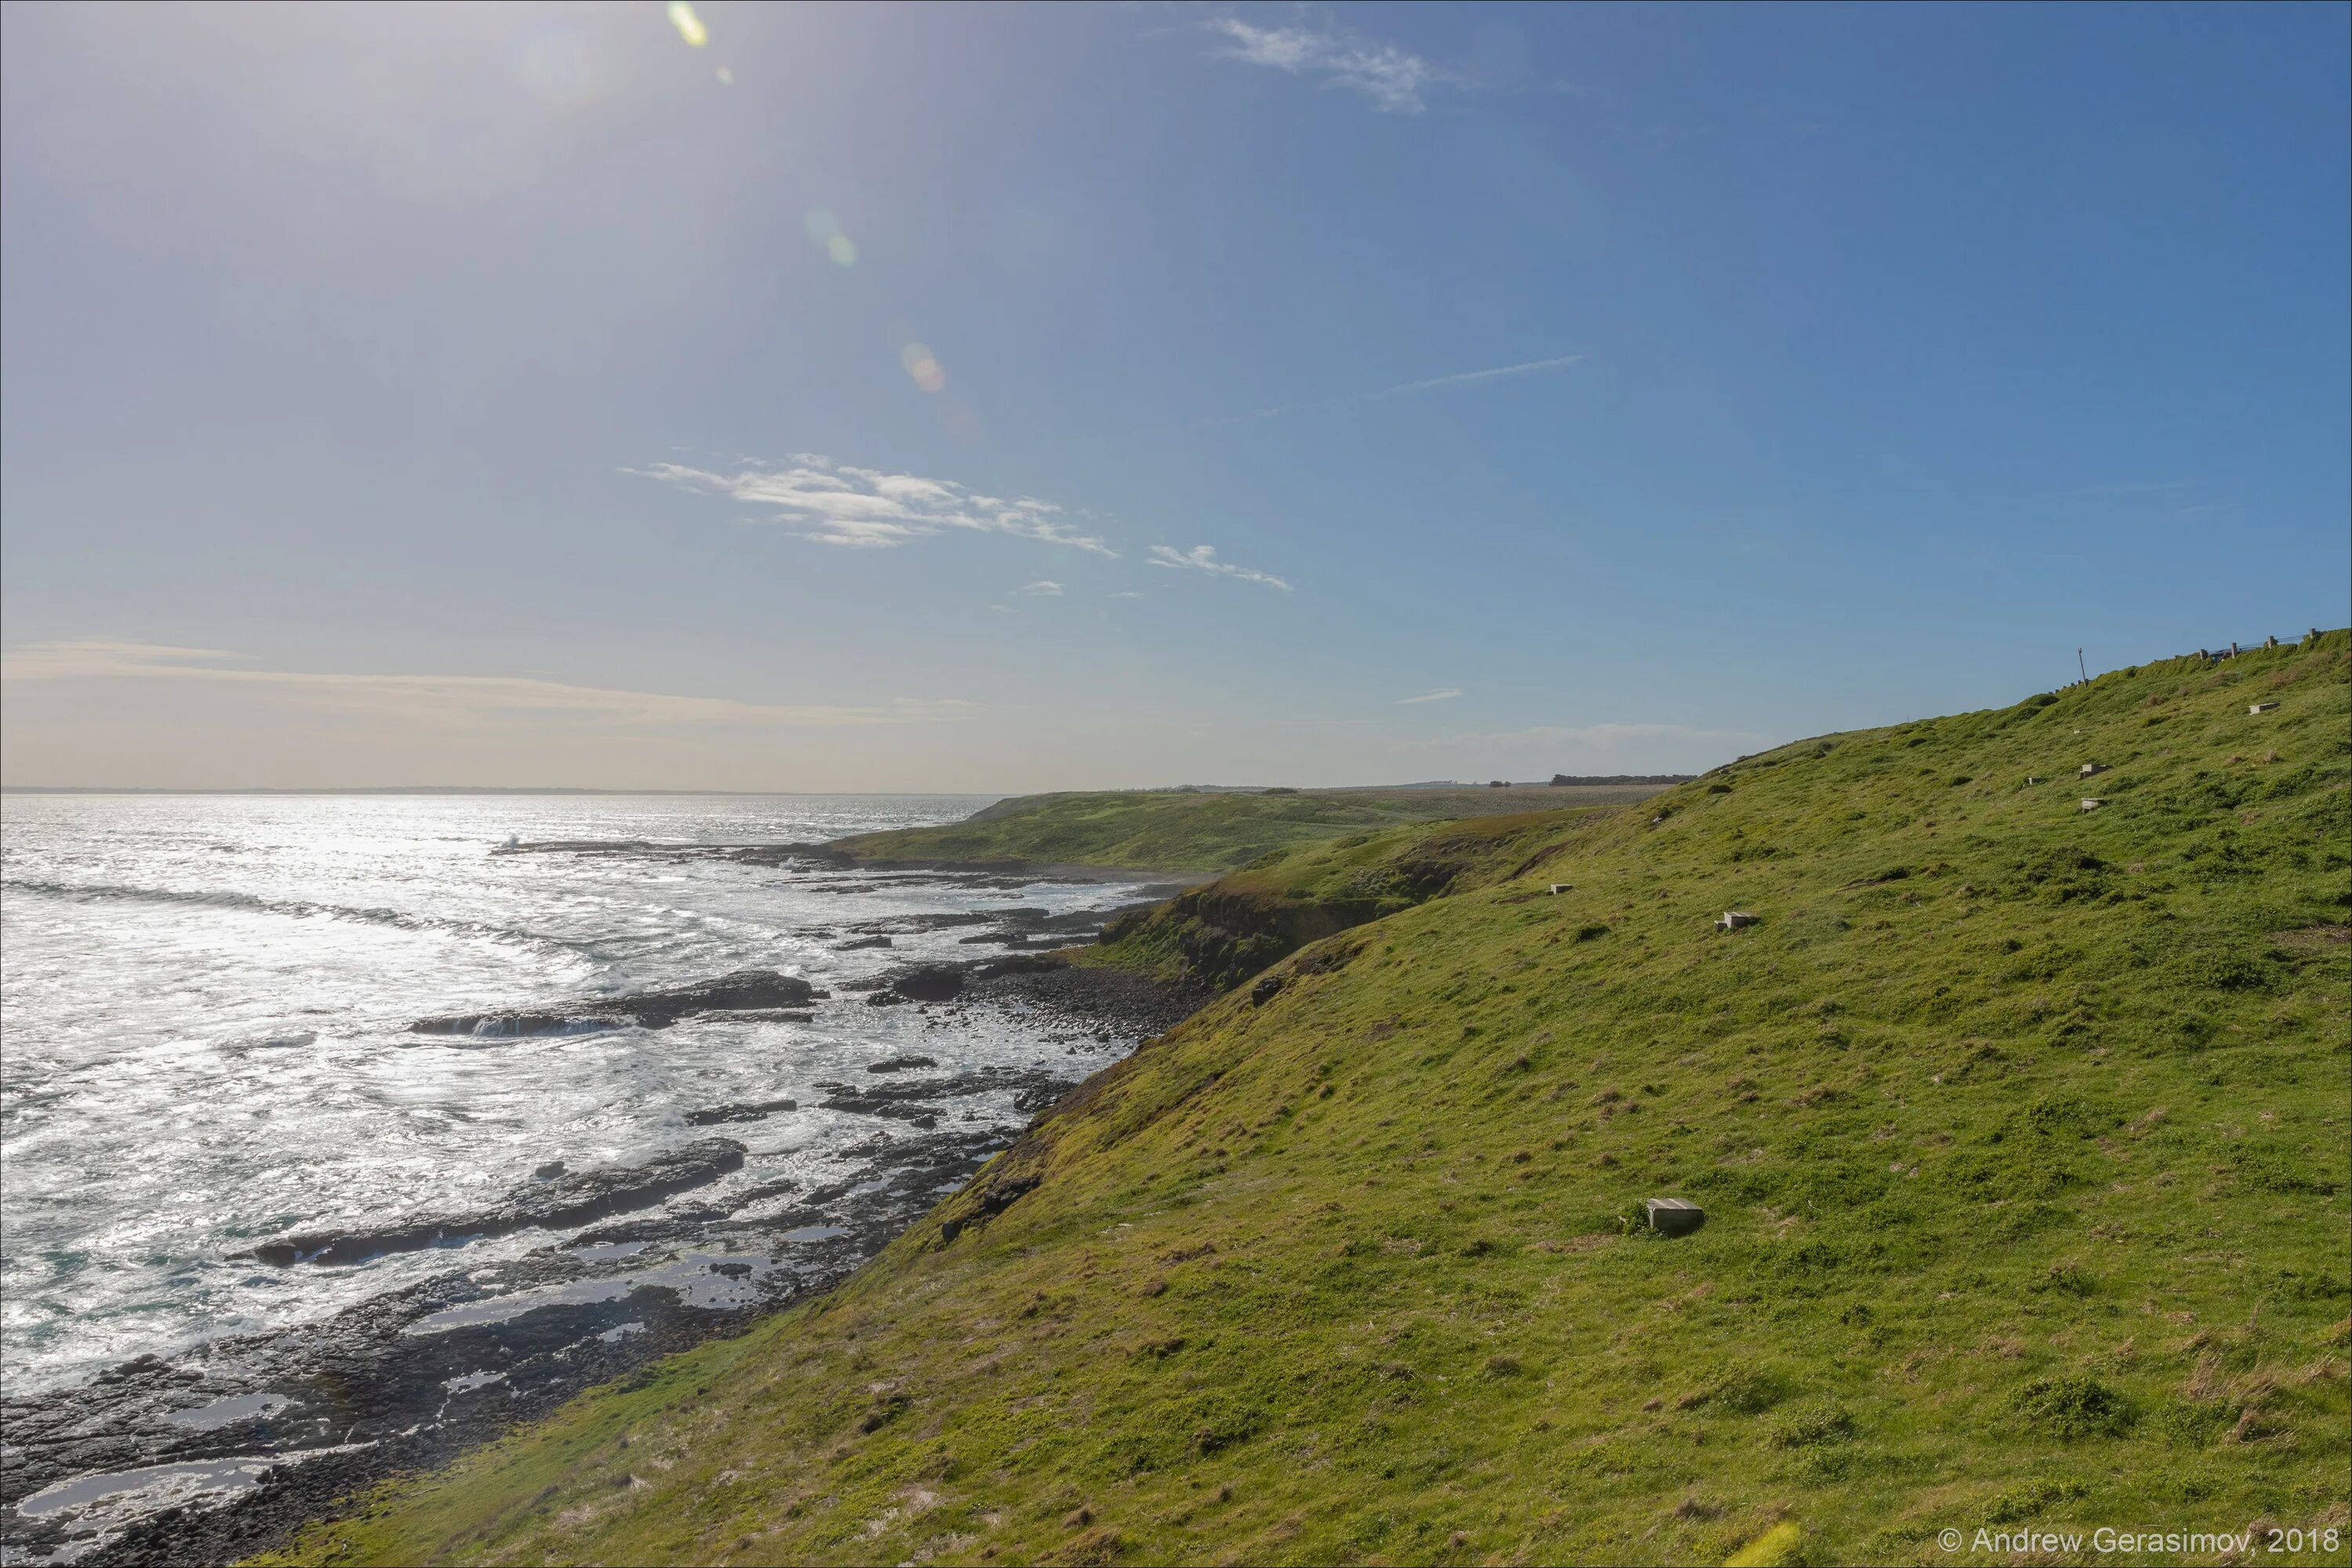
1398,688,1462,705
1209,353,1588,425
0,641,967,728
1145,544,1292,591
1015,580,1065,597
627,456,1116,555
1360,354,1588,401
1203,14,1452,114
2049,479,2194,499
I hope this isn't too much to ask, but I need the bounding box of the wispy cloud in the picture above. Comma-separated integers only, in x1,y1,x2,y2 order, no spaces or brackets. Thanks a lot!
1,641,966,728
2050,479,2194,499
1360,354,1588,401
1204,13,1452,114
1015,580,1065,597
6,639,252,666
629,456,1116,555
1207,353,1587,425
1146,544,1292,591
1398,688,1462,705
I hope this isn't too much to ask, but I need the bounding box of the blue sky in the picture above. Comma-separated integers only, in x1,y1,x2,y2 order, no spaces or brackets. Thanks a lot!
2,1,2346,789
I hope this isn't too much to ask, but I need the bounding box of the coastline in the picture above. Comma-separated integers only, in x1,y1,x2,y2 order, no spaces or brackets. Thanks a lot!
245,638,2352,1568
0,873,1207,1568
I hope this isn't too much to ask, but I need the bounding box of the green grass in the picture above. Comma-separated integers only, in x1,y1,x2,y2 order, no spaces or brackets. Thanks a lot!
828,785,1664,873
272,637,2350,1567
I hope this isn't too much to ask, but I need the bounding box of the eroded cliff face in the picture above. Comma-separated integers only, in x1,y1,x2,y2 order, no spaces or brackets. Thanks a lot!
1092,884,1392,993
1087,811,1595,993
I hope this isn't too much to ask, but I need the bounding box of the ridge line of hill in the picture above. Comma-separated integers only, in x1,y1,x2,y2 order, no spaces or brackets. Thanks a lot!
826,784,1676,875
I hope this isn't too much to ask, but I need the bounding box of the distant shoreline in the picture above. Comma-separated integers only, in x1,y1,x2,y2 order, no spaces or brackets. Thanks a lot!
0,786,988,797
1,779,1698,799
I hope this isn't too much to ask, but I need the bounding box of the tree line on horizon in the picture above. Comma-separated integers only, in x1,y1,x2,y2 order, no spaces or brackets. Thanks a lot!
1547,773,1695,786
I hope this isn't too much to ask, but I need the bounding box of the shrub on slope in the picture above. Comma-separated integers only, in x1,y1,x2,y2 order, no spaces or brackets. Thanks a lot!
1079,808,1620,992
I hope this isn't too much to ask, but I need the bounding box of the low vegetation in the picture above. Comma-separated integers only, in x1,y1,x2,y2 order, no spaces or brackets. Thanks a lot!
828,785,1665,873
276,635,2350,1566
1076,809,1620,993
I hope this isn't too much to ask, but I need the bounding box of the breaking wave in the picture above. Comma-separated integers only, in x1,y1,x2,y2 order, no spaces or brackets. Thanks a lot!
0,879,581,958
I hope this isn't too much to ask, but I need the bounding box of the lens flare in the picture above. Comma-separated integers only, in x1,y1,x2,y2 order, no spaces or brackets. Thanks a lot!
667,2,708,47
804,210,858,267
901,345,946,394
715,66,734,86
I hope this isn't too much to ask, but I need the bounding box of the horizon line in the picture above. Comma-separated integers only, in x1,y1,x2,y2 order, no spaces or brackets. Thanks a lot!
0,784,992,797
1,779,1696,798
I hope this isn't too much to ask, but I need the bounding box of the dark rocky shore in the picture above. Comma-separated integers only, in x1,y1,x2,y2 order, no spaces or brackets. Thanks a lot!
0,861,1207,1567
407,968,825,1040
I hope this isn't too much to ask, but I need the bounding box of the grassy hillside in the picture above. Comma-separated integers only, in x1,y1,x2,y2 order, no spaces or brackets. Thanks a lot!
829,786,1664,873
278,637,2350,1566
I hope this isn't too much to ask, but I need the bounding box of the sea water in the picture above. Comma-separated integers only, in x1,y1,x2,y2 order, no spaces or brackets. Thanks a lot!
0,793,1149,1395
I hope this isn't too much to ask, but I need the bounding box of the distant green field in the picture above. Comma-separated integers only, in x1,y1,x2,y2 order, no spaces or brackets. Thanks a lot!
275,635,2350,1567
829,784,1664,873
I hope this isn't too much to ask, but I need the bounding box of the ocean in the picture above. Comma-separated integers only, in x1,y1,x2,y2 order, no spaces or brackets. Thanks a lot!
0,792,1159,1403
